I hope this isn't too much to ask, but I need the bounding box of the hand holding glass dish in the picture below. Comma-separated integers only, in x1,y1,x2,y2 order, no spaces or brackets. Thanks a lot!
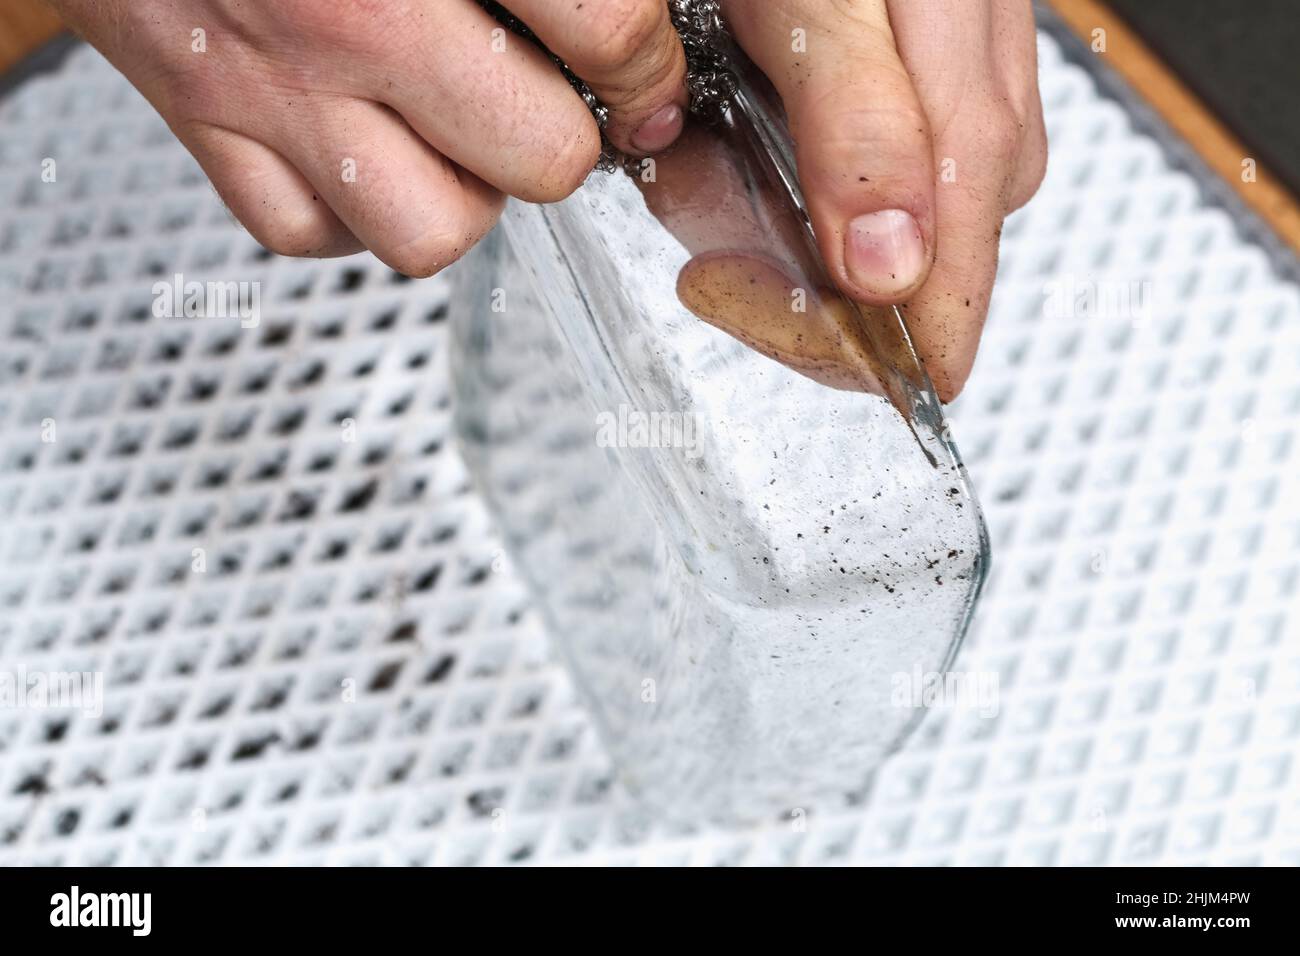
452,38,991,822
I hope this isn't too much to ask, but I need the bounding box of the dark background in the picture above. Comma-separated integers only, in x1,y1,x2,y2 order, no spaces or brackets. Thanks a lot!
1107,0,1300,197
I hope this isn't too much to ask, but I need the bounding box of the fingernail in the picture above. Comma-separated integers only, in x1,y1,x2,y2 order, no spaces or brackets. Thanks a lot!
631,104,683,153
845,209,925,297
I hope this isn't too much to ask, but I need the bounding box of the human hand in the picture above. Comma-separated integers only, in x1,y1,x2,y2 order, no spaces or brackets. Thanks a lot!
55,0,1044,400
721,0,1047,400
48,0,689,275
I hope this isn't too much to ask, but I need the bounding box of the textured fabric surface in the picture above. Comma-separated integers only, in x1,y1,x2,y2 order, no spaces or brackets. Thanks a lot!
0,34,1297,865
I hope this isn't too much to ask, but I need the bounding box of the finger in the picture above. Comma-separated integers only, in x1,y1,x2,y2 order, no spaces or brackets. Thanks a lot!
993,0,1048,210
267,97,505,278
885,0,1023,401
724,0,936,304
505,0,689,154
370,0,601,202
898,156,1008,403
179,123,363,258
1007,108,1048,212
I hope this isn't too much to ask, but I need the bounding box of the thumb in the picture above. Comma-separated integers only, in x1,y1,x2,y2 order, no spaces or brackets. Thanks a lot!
724,0,936,303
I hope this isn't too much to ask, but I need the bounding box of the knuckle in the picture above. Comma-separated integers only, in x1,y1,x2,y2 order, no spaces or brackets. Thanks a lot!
580,0,666,73
477,77,597,201
274,0,414,54
243,205,340,258
1009,124,1048,209
934,95,1037,194
523,130,601,202
385,225,471,278
826,0,891,31
808,98,931,180
148,49,245,128
977,101,1025,163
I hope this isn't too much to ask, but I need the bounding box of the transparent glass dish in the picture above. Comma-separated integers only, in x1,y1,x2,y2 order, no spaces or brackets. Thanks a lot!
449,55,990,824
